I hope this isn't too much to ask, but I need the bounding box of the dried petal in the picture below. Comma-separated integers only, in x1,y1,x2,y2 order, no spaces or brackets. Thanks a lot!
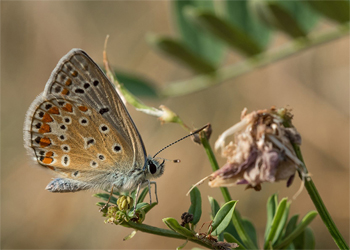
208,107,302,189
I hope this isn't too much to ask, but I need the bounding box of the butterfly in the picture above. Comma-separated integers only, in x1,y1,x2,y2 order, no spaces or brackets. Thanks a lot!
23,49,206,206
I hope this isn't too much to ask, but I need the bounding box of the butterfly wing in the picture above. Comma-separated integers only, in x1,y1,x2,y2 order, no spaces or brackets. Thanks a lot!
24,49,147,190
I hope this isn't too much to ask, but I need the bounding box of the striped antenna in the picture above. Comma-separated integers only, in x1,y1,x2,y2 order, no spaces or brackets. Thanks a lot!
153,124,209,158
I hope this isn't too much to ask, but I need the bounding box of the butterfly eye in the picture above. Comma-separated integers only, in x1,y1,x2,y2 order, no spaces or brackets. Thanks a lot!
149,161,157,174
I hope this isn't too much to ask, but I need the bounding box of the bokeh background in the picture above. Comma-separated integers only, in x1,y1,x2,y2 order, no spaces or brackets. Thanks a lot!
1,1,348,249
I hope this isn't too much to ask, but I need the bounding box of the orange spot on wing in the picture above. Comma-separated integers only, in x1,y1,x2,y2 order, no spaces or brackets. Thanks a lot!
42,113,53,123
48,107,60,114
65,79,72,86
78,106,88,112
39,137,51,147
71,71,78,77
42,157,53,164
39,123,51,134
61,88,70,95
62,103,73,112
45,151,54,157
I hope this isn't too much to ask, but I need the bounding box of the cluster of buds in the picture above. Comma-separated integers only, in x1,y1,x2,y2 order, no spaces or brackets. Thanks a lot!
180,212,194,226
102,195,145,224
211,107,302,190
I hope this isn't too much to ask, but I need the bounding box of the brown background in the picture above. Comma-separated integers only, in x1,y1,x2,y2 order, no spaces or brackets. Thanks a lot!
1,1,349,249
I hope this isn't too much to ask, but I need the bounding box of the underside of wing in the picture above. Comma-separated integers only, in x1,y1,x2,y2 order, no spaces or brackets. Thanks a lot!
42,49,147,169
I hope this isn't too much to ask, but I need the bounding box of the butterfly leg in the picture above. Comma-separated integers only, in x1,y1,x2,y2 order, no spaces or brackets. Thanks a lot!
132,182,142,215
150,181,158,204
100,185,115,212
147,180,152,204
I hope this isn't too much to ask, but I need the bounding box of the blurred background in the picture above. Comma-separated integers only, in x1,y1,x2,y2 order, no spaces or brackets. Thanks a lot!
1,1,348,249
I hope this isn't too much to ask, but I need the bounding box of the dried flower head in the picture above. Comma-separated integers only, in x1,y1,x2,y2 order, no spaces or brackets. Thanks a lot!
211,107,302,190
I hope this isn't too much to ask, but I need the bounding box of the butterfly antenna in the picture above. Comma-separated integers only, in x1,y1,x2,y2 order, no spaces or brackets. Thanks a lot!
153,124,209,158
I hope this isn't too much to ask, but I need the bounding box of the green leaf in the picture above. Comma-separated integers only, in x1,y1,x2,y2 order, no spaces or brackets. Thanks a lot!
208,196,220,219
232,209,258,249
93,193,118,205
306,1,350,23
176,240,188,250
210,200,237,236
278,1,320,33
163,217,195,238
188,187,202,225
123,230,137,241
172,0,225,66
274,211,318,249
147,34,216,74
242,218,258,248
96,202,106,207
249,0,307,38
264,194,278,240
264,198,288,249
143,202,158,214
185,8,263,56
137,187,149,204
293,227,315,249
114,70,158,98
224,232,246,250
284,214,299,239
272,201,290,244
225,0,271,49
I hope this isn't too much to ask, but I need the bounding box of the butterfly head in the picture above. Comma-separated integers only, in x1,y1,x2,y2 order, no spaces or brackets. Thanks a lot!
145,156,165,180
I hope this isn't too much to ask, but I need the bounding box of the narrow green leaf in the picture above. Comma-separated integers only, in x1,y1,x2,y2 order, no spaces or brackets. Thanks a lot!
176,240,188,250
278,1,319,32
303,227,316,249
163,217,195,238
274,211,318,249
137,187,149,204
114,70,158,98
272,201,290,244
147,34,216,74
188,187,202,225
250,0,307,38
143,202,158,214
242,218,258,248
123,230,137,241
264,198,288,249
207,197,225,242
172,0,225,66
210,200,237,236
225,0,271,49
224,232,246,250
93,193,118,205
284,214,299,239
208,196,220,219
306,1,350,23
186,8,263,56
96,202,106,207
232,210,258,249
265,194,278,240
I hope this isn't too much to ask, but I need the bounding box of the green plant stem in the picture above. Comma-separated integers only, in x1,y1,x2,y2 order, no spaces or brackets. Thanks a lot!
122,221,214,249
161,22,350,97
292,144,349,250
200,134,258,249
200,134,231,202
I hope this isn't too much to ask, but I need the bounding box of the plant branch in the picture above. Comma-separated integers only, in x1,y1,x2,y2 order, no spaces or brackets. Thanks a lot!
200,133,231,202
292,144,349,250
161,22,349,97
122,221,215,249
